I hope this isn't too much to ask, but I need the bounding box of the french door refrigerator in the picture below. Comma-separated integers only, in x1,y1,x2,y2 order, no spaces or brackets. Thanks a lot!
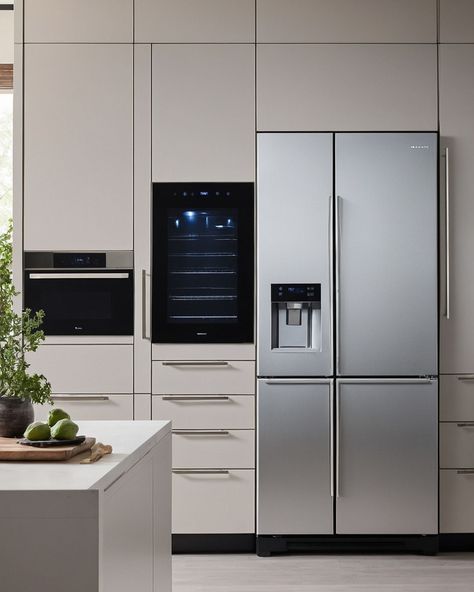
257,133,438,556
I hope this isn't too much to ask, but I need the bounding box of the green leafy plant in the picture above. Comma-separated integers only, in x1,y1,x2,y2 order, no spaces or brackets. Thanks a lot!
0,222,52,404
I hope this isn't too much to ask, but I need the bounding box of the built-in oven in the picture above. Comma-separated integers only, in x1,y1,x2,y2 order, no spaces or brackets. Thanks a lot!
152,182,254,343
24,252,134,336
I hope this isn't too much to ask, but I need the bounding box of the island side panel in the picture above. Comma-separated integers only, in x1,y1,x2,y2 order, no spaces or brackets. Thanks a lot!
154,432,172,592
0,490,99,592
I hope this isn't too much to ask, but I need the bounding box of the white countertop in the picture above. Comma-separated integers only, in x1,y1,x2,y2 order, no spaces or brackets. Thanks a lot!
0,420,171,492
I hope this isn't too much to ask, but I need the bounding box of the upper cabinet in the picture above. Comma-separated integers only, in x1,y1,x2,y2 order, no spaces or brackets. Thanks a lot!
24,0,133,42
135,0,255,42
256,0,437,43
23,44,133,251
440,0,474,43
152,44,255,182
257,44,438,131
439,45,474,374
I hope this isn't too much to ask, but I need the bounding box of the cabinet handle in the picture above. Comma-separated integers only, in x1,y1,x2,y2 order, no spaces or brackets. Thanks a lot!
457,376,474,381
172,469,230,475
162,361,229,367
457,470,474,475
51,395,110,401
29,273,129,280
172,430,230,436
162,395,230,401
444,147,451,320
457,423,474,428
264,379,331,385
142,269,150,340
337,378,433,385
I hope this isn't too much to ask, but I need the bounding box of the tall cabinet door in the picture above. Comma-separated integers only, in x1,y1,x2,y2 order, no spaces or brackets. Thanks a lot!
336,379,438,534
257,379,333,535
439,45,474,374
335,133,437,377
257,133,333,377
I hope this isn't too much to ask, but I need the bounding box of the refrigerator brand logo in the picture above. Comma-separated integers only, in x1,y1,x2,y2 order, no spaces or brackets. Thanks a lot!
410,145,430,149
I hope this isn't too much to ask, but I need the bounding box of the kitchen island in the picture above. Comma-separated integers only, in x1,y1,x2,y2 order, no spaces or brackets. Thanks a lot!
0,420,171,592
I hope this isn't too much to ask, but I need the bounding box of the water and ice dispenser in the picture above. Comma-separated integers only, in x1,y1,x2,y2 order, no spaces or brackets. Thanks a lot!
271,284,322,351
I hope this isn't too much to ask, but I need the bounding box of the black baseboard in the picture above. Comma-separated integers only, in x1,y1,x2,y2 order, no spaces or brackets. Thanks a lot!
256,535,439,557
173,534,256,554
439,534,474,552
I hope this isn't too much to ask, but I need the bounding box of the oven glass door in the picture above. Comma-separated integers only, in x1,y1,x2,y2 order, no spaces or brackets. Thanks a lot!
152,183,254,343
24,270,134,335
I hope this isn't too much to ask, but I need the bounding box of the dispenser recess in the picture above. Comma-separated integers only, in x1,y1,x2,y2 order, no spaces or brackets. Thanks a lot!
271,284,322,351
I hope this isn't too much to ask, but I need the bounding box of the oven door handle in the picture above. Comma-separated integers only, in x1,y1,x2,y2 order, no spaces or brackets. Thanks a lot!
28,273,130,280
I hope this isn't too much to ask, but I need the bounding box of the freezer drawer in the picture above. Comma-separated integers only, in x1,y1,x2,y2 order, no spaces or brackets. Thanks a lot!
152,394,254,429
172,429,255,469
335,133,437,376
336,379,438,535
257,379,333,535
440,469,474,533
172,469,255,534
440,422,474,468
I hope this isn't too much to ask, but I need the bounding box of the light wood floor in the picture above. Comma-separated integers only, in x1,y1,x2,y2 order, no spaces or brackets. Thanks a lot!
173,553,474,592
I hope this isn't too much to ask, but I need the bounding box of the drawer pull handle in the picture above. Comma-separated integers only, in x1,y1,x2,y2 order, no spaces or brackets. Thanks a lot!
457,376,474,381
172,430,230,436
457,423,474,428
162,396,230,401
457,470,474,475
51,395,110,401
172,469,230,475
162,361,230,367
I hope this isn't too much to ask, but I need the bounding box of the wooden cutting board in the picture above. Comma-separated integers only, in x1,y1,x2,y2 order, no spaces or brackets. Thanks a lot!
0,437,96,461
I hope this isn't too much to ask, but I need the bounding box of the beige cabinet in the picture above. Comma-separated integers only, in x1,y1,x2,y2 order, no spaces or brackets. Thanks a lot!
24,0,133,42
23,44,133,251
135,0,254,42
34,394,134,422
440,0,474,43
439,45,474,374
27,345,133,394
152,361,255,395
257,0,437,43
172,470,255,533
257,44,437,131
440,423,474,468
440,375,474,421
152,44,255,182
440,470,474,533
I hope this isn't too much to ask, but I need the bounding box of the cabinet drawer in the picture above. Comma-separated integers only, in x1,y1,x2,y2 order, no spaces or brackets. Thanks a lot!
34,394,134,421
172,469,254,533
440,422,474,468
440,469,474,533
152,361,255,395
440,375,474,421
27,345,133,394
152,395,254,429
172,430,254,469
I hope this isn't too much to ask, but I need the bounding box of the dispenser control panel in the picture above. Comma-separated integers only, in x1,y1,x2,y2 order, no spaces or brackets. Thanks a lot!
271,284,321,303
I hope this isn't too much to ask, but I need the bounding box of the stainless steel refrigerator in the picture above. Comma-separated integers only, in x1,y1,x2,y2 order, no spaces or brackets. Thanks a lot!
256,133,438,555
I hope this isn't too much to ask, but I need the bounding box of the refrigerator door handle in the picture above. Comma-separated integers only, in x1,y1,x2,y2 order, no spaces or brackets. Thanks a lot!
329,195,334,373
336,380,341,498
444,147,451,320
335,195,341,374
336,378,434,385
330,381,334,498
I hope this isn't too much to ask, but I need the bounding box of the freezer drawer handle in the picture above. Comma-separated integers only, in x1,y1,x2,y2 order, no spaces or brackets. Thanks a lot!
172,430,230,436
264,379,331,385
51,395,110,401
172,469,230,475
28,273,129,280
162,361,229,367
457,470,474,475
457,423,474,428
162,395,230,401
